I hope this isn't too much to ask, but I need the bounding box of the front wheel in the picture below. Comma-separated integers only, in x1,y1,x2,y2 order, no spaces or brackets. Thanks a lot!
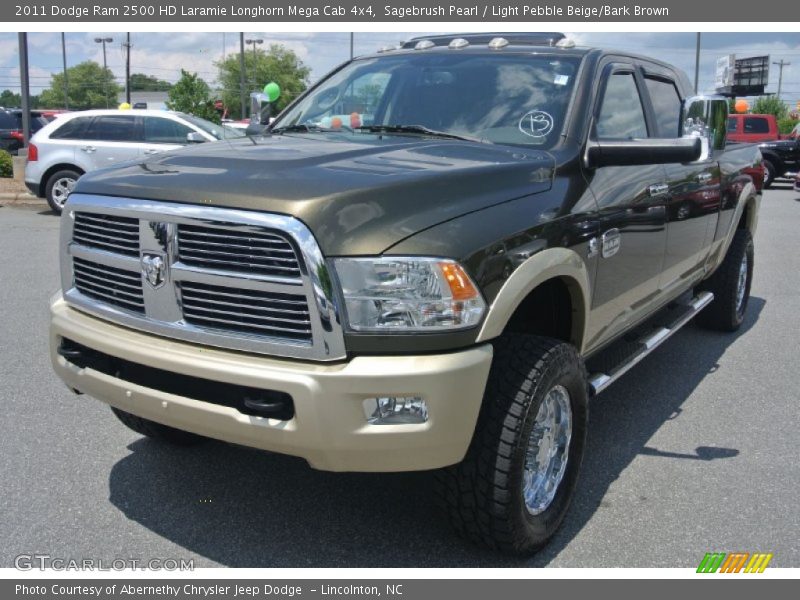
436,334,589,555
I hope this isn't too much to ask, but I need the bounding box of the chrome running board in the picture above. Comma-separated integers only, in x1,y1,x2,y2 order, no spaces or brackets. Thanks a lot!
588,291,714,396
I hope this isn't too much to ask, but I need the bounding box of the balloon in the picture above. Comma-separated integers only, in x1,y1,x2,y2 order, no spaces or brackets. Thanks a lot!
118,102,131,110
734,99,749,113
263,82,281,103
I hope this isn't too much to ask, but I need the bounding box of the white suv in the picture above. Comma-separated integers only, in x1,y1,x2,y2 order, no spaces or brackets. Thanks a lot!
25,109,244,213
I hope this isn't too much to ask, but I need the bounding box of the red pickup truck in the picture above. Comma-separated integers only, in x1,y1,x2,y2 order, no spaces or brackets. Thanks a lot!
727,113,779,143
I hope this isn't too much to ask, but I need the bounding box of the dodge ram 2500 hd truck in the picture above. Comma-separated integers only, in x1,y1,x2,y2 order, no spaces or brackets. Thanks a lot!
50,33,762,555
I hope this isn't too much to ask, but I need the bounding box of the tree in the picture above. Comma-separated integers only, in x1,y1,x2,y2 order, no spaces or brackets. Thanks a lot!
749,96,788,120
38,61,120,110
0,89,21,107
165,69,219,123
216,44,310,119
130,73,172,92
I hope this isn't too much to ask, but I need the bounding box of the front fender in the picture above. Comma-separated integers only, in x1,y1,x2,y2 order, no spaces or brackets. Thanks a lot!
475,247,591,354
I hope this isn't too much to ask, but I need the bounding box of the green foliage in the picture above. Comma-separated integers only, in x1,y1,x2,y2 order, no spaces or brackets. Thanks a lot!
0,149,13,178
778,116,800,135
38,61,120,110
216,44,310,119
130,73,172,92
0,89,41,109
749,96,788,120
0,89,21,107
165,69,220,123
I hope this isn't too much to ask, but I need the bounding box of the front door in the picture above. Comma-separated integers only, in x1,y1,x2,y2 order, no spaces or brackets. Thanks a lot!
585,66,668,348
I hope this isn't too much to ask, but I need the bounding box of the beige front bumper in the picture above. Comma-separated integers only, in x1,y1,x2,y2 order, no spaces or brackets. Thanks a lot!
50,295,493,472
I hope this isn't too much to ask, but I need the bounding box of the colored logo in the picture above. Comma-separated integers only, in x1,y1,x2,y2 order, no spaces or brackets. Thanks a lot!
697,552,773,573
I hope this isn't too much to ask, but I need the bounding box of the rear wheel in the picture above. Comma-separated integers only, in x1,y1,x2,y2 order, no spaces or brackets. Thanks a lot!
762,160,776,189
696,229,754,332
111,407,206,446
436,334,589,555
45,168,80,214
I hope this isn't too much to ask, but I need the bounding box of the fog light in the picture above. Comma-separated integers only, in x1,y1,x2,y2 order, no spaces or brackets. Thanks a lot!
363,396,428,425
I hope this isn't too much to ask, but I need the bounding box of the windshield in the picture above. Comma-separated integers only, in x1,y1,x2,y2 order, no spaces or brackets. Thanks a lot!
179,113,244,140
274,52,580,147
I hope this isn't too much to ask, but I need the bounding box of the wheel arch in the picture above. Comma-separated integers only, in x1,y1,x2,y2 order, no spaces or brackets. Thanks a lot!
40,163,84,193
476,247,591,354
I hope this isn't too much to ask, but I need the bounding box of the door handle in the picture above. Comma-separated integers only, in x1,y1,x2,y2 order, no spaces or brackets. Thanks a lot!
648,183,669,197
696,172,713,184
143,149,160,155
80,146,96,153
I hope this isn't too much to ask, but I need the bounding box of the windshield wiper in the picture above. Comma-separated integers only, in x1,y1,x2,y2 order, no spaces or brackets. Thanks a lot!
270,123,329,134
354,124,486,143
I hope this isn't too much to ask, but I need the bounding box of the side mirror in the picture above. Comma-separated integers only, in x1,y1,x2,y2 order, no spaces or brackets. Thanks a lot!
186,131,206,144
585,137,702,168
682,95,728,159
247,83,282,135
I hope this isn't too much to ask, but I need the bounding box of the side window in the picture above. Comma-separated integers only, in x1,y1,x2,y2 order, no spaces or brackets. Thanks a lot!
0,112,16,128
644,78,682,138
143,117,193,144
726,117,738,132
49,117,92,139
596,72,648,140
744,117,769,134
85,116,137,142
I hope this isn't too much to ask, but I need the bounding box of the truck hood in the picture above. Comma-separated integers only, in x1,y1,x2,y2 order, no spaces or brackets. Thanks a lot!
73,134,554,255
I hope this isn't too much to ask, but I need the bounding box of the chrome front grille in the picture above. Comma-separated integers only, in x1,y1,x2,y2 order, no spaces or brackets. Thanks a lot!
179,281,312,341
73,212,140,257
177,223,302,279
60,195,346,361
73,256,145,313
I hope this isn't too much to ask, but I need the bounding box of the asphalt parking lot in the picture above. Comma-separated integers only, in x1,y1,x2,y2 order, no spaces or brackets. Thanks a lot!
1,185,798,569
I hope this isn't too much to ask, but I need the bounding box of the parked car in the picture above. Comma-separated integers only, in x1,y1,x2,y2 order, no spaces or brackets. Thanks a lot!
757,136,800,187
727,113,780,143
50,33,761,555
25,109,244,213
0,109,49,155
794,171,800,192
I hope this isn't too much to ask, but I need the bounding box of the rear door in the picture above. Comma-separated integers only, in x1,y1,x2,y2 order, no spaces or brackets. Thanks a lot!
586,62,669,345
79,115,140,170
642,73,721,296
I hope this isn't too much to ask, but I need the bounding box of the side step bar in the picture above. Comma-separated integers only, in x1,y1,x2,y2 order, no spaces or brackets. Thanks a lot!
588,291,714,396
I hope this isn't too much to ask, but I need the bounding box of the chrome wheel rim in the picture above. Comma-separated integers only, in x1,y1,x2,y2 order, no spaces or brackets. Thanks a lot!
51,177,76,208
736,253,748,313
523,384,572,515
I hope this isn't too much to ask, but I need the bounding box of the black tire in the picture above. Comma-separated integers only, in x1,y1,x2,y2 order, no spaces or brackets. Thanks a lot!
110,407,206,446
762,160,776,189
45,168,81,214
696,229,754,332
435,334,589,555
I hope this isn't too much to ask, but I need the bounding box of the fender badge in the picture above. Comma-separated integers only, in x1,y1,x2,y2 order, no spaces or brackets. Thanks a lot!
601,229,621,259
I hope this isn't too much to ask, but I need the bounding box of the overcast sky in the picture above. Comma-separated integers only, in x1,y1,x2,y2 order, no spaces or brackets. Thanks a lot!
1,31,799,103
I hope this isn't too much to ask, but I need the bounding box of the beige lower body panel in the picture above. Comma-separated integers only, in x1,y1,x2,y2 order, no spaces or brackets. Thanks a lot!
50,295,493,472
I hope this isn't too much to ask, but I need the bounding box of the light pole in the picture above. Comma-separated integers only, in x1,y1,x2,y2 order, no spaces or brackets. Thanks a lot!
94,37,113,108
245,38,263,89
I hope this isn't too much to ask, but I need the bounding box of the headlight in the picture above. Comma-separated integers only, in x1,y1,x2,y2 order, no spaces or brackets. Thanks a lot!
333,257,486,332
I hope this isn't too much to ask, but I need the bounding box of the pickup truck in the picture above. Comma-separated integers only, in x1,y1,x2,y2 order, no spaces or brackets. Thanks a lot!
727,113,780,143
50,33,762,555
757,136,800,187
